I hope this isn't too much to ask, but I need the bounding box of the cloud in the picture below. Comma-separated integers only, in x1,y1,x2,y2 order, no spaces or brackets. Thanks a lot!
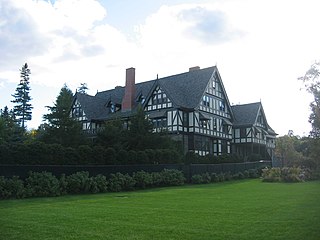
179,7,244,44
0,0,50,71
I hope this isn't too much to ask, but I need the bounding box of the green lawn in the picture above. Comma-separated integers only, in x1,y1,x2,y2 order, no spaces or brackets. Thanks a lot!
1,180,319,240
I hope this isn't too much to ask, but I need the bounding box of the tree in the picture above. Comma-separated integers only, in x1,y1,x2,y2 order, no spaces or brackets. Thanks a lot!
41,85,86,146
275,135,305,167
11,63,33,129
77,83,88,94
0,106,24,143
298,61,320,137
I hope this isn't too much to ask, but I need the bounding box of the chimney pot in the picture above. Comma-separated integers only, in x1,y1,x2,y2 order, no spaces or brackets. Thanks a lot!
189,66,200,72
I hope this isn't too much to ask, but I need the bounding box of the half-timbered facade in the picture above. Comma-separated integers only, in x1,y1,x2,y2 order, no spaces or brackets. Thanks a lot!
71,66,277,159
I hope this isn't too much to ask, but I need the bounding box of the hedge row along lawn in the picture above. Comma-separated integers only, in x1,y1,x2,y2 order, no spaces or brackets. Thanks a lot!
1,179,319,240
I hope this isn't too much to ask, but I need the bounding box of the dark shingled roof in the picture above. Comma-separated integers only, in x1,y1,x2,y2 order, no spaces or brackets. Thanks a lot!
232,102,277,135
76,66,218,121
231,102,261,127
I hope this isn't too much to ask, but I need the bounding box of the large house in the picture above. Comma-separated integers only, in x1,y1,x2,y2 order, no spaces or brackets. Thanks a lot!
71,66,276,160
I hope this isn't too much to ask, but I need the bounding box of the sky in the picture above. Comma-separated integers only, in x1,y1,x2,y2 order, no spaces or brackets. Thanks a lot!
1,0,320,136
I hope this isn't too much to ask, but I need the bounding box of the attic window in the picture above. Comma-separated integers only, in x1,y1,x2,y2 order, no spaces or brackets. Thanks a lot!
110,104,116,113
138,95,146,104
219,101,225,112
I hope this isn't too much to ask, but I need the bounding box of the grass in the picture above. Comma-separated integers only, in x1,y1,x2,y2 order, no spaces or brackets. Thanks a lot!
0,179,319,240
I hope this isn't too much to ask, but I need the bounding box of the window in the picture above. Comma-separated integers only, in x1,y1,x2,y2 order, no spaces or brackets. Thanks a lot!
219,101,225,112
202,95,210,107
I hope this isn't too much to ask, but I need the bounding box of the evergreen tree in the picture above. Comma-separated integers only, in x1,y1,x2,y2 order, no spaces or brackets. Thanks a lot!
11,63,33,129
0,106,24,142
77,83,88,94
41,84,86,146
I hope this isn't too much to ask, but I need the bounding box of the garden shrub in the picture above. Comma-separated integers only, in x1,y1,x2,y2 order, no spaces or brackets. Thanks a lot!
151,172,163,187
93,174,108,193
248,169,259,178
191,174,203,184
108,173,136,192
224,172,233,181
66,171,92,194
217,172,225,182
201,173,211,183
160,169,185,186
25,171,60,197
0,176,26,199
281,167,302,182
261,167,306,182
233,172,245,180
210,173,219,182
133,171,152,189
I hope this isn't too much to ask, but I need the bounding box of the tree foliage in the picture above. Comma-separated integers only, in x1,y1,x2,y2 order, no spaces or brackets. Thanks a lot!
40,85,86,146
299,61,320,137
11,63,33,129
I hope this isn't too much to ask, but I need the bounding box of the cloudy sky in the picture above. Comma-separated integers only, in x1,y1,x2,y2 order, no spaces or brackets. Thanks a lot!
1,0,320,136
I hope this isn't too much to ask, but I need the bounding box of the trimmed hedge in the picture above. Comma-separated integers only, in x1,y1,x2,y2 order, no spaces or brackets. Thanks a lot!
0,142,182,165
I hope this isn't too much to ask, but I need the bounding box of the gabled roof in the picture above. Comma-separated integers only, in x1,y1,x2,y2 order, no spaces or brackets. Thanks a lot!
75,66,218,121
232,102,261,127
157,66,216,109
231,102,277,135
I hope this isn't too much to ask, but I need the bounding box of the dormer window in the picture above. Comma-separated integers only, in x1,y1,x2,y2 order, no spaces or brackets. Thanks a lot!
219,101,225,112
110,103,115,113
138,95,146,104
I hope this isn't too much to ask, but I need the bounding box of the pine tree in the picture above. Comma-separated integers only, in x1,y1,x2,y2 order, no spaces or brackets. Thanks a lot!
41,84,86,146
11,63,33,129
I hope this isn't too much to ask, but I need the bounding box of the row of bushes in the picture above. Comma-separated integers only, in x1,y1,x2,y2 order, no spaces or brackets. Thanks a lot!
0,169,185,199
0,142,259,165
261,167,319,182
191,169,260,184
0,142,182,165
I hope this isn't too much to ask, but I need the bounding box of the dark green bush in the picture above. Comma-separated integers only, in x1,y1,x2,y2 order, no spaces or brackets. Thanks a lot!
0,176,26,199
248,169,259,178
160,169,185,186
93,174,108,193
210,173,219,182
191,174,203,184
108,173,136,192
25,171,60,197
133,171,152,189
66,171,92,194
224,172,233,181
201,173,211,183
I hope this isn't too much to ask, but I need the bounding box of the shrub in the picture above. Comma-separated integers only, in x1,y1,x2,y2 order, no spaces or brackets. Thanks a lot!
160,169,185,186
66,171,92,194
262,167,281,182
281,167,302,183
0,176,26,199
108,173,136,192
210,173,219,182
248,169,259,178
224,172,233,181
133,171,152,189
217,172,225,182
59,174,68,195
191,174,203,184
233,172,245,180
201,173,211,183
25,171,60,197
93,174,108,193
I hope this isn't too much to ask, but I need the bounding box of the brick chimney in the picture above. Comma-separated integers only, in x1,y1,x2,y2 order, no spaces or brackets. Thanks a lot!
189,66,200,72
122,67,136,112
